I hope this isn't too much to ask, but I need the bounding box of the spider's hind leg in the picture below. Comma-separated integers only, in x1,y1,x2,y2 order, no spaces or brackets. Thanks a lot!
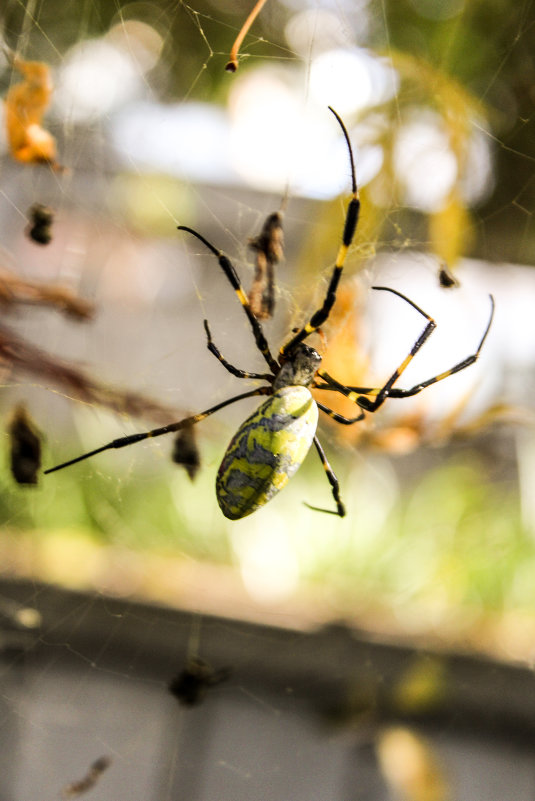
44,388,269,475
304,436,346,517
316,289,495,413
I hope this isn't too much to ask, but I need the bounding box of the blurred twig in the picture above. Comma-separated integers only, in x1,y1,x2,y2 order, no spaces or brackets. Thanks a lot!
61,756,112,799
225,0,270,72
0,265,94,321
0,322,185,425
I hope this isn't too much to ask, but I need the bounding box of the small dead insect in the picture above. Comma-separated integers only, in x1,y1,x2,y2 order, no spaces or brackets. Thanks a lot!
26,202,54,245
4,55,62,169
8,404,41,485
61,756,112,799
438,263,460,289
248,210,284,320
225,0,270,72
172,423,201,480
168,657,231,706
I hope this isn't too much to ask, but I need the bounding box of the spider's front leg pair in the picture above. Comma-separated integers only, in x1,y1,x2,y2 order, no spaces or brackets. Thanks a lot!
314,287,495,416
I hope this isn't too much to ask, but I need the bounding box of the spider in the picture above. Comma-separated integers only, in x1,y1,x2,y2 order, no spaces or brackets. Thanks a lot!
45,108,495,519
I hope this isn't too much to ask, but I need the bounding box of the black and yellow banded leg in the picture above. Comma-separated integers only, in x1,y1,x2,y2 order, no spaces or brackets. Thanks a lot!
378,294,495,399
304,435,345,517
280,107,360,357
358,286,438,412
314,285,436,412
203,320,273,382
314,380,381,396
316,401,365,425
44,388,270,474
178,225,280,374
316,291,495,413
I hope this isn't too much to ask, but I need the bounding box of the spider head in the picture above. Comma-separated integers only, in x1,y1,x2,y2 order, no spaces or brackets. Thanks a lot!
274,343,322,390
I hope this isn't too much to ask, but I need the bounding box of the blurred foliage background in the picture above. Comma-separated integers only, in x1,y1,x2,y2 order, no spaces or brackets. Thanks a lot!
0,0,534,660
2,0,534,261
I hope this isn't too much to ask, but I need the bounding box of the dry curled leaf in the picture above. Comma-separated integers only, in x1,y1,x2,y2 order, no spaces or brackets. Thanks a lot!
7,403,42,485
169,658,231,706
26,202,54,245
248,210,284,320
4,55,62,170
172,423,201,480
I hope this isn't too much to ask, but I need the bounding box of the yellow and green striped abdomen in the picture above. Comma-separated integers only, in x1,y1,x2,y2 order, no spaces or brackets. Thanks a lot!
216,385,318,520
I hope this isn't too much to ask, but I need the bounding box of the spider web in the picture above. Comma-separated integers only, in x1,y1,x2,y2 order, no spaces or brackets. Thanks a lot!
0,1,535,799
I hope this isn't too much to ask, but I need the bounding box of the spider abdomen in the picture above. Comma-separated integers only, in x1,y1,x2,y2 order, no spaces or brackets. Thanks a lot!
216,386,318,520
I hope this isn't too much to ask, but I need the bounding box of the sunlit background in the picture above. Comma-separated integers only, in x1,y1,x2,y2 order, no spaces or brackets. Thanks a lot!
0,0,534,659
2,2,535,799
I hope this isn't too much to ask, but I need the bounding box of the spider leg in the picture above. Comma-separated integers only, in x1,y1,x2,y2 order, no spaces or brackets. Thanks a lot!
314,381,380,396
178,225,279,374
280,107,360,357
316,401,365,425
316,291,495,413
304,435,345,517
44,388,270,474
316,285,436,411
371,293,495,399
203,320,273,381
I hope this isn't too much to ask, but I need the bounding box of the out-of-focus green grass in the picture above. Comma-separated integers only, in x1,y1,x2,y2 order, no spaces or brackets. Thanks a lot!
0,438,529,636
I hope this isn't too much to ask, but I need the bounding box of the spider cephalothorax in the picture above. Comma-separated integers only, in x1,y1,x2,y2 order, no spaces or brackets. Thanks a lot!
273,344,322,390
